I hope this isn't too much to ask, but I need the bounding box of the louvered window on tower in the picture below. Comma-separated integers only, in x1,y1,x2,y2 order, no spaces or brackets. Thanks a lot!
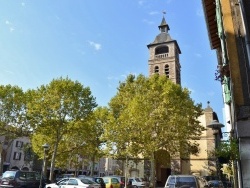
165,64,169,78
155,46,169,55
154,66,159,74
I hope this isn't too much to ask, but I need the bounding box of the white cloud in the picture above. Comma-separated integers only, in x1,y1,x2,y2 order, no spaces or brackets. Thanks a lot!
138,0,145,6
10,27,15,32
4,70,14,74
195,53,202,58
88,41,102,51
5,20,11,25
5,20,15,32
143,19,154,25
149,11,159,15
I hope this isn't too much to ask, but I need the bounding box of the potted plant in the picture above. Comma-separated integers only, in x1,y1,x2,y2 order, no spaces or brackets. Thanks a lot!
215,64,230,83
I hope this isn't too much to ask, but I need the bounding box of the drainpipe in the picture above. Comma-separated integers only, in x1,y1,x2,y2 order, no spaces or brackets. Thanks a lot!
238,0,250,67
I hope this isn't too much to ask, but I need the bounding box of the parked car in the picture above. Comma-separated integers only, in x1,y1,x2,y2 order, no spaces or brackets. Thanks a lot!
59,177,100,188
164,175,200,188
102,177,120,188
56,174,75,181
0,170,45,188
205,180,224,188
45,178,69,188
128,177,146,188
109,176,126,188
138,178,149,187
79,176,106,188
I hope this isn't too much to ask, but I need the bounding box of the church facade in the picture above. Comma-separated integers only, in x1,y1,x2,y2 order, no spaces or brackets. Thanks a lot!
124,16,222,186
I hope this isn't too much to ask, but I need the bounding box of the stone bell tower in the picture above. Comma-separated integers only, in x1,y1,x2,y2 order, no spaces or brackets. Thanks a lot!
147,15,181,85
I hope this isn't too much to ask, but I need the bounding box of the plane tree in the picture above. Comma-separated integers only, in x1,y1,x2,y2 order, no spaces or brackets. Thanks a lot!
26,77,97,181
103,74,204,182
54,106,108,176
0,85,29,138
0,84,29,175
79,106,109,176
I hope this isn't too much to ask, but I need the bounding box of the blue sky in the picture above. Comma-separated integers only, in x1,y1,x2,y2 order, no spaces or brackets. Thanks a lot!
0,0,224,122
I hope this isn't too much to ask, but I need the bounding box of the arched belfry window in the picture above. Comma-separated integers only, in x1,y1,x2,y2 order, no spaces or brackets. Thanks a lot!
155,46,169,55
154,66,159,74
165,64,169,78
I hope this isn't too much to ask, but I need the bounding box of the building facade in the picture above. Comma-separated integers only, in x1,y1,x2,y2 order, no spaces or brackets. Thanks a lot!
143,15,223,185
0,136,33,174
202,0,250,187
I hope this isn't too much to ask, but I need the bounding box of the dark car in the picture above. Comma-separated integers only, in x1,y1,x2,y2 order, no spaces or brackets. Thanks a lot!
0,170,45,188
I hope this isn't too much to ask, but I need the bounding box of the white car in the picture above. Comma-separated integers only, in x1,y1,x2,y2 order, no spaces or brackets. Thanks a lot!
164,175,200,188
46,178,69,188
60,178,101,188
128,177,146,188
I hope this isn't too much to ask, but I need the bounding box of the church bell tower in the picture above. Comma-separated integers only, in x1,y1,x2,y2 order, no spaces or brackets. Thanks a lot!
147,15,181,85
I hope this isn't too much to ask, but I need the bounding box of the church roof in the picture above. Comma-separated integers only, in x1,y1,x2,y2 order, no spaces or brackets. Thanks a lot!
147,16,181,53
151,32,172,44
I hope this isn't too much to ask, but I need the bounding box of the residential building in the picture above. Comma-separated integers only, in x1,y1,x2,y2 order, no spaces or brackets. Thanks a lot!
0,136,33,173
202,0,250,187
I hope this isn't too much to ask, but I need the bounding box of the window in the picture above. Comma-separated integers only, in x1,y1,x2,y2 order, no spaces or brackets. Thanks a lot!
68,179,78,185
19,171,26,180
154,66,159,73
26,172,35,180
13,152,22,160
155,46,169,55
111,178,119,184
16,141,23,148
165,64,169,78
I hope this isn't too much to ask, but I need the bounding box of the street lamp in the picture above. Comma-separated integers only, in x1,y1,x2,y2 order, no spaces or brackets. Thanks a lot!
39,143,50,188
207,120,224,180
0,142,3,176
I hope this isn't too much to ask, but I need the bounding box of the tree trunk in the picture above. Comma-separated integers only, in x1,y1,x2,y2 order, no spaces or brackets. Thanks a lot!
49,143,58,182
0,145,3,176
90,155,95,176
150,152,156,188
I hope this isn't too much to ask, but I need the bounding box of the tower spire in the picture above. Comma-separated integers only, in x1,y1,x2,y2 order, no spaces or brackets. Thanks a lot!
158,11,169,33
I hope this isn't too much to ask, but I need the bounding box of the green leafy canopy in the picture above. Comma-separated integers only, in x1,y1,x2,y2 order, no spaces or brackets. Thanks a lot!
103,74,204,160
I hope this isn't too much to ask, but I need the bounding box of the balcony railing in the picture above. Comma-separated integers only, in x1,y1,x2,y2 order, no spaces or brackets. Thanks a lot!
155,53,168,59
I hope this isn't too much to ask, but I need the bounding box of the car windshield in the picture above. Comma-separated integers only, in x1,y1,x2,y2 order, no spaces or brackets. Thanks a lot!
168,176,197,188
2,171,16,179
81,178,96,184
95,178,104,184
208,180,221,187
102,178,109,184
57,179,69,185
